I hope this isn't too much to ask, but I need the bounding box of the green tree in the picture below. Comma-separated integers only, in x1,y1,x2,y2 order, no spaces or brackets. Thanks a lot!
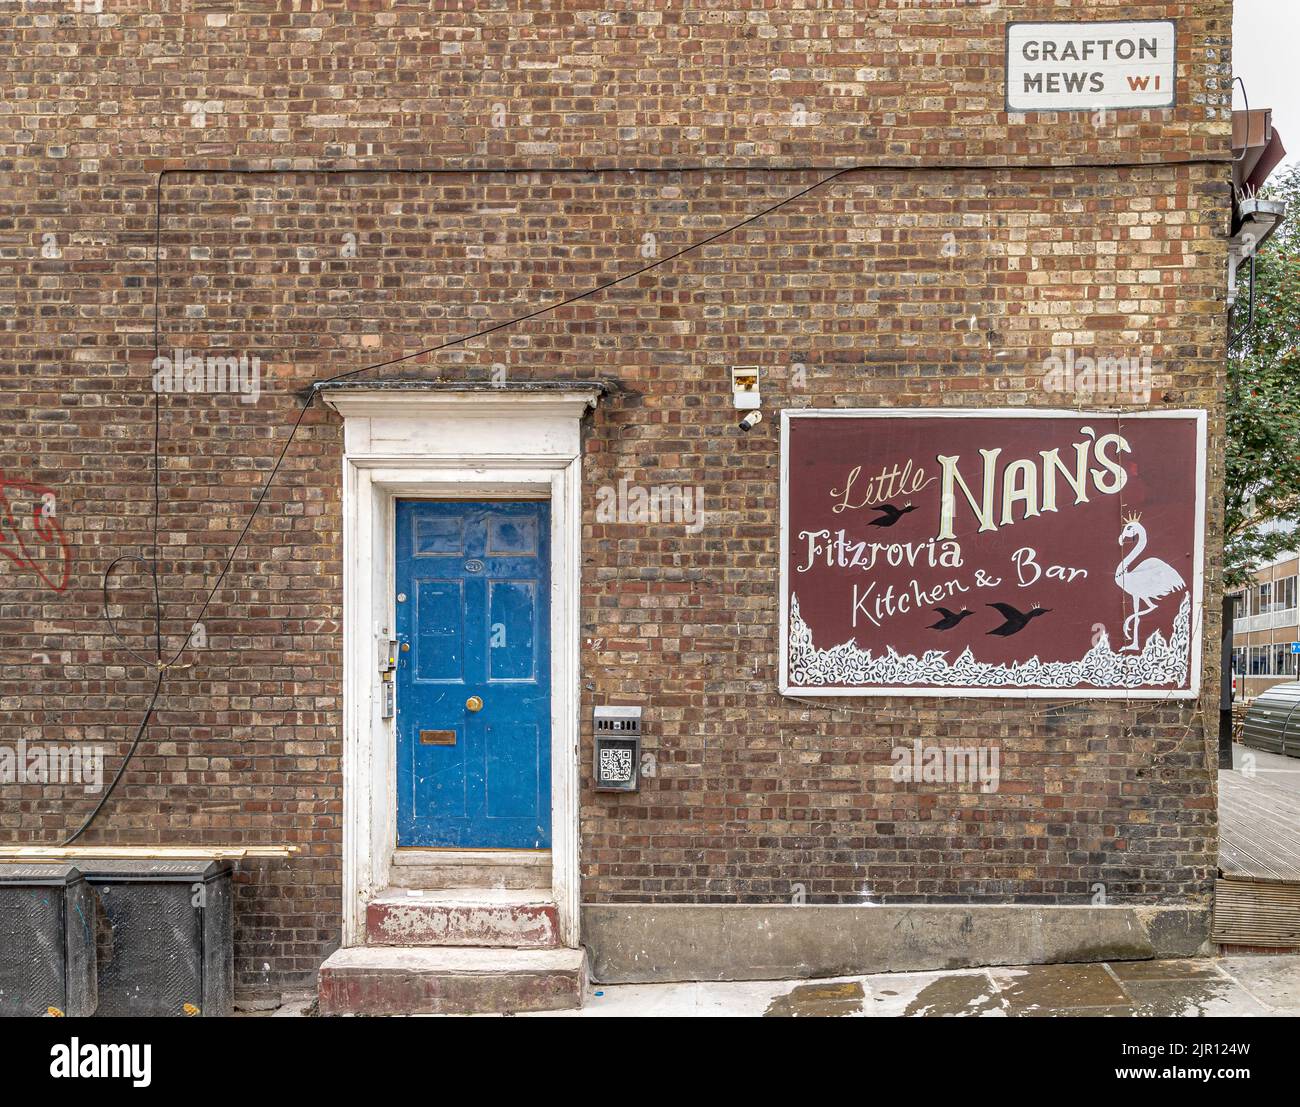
1225,163,1300,588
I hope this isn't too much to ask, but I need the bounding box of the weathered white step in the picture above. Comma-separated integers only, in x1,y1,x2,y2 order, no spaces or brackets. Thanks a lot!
366,888,559,948
388,849,550,891
317,946,586,1015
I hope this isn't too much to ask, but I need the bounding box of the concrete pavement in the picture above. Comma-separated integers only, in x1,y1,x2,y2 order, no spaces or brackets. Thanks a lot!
533,956,1300,1017
259,953,1300,1016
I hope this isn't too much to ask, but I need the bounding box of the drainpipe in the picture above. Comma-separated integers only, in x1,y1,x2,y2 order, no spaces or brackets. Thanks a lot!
1220,590,1236,769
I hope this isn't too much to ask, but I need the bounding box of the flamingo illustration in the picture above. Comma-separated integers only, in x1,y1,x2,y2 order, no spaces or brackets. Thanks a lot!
1114,512,1185,651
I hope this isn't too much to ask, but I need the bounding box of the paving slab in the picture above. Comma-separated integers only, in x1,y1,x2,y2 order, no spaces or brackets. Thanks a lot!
1219,953,1300,1012
840,968,993,1017
764,980,867,1017
524,978,795,1018
895,970,1007,1017
1107,958,1223,981
1120,977,1274,1017
989,963,1131,1015
1019,1006,1136,1017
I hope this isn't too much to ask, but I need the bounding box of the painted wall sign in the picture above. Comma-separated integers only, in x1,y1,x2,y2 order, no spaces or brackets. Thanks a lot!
1005,20,1176,112
779,409,1206,698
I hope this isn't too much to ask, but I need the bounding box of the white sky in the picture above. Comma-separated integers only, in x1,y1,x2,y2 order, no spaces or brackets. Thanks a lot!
1233,0,1299,174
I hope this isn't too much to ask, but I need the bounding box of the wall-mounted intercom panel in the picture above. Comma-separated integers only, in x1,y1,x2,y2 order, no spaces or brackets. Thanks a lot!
593,705,642,792
378,631,397,719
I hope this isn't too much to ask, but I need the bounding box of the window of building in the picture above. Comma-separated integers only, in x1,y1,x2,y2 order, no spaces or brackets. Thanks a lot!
1242,643,1299,677
1273,643,1293,677
1276,575,1297,613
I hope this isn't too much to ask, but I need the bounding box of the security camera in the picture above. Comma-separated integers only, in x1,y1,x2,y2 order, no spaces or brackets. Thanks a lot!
738,411,762,432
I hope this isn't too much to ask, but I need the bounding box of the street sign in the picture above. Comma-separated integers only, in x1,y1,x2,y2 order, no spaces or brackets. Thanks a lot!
1290,642,1300,654
1006,21,1176,113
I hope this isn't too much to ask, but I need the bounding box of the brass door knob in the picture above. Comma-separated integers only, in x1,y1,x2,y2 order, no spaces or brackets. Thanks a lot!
466,695,484,713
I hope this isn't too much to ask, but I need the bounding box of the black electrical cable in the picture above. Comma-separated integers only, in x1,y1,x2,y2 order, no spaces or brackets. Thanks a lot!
68,154,1233,844
152,171,165,664
70,164,853,843
100,555,163,669
64,671,164,845
322,167,857,385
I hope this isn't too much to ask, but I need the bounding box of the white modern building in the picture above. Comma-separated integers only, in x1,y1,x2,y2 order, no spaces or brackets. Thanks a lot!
1231,550,1300,697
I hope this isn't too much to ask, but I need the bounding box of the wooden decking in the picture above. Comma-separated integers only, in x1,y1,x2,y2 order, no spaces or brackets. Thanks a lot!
1219,749,1300,882
1216,747,1300,947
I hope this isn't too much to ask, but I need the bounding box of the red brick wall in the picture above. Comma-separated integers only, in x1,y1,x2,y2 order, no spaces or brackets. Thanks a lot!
0,2,1232,987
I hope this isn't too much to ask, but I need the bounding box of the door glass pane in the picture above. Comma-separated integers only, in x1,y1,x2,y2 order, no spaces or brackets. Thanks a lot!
487,580,537,680
415,580,465,681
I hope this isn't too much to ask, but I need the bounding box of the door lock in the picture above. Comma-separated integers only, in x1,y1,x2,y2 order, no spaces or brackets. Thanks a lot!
466,695,484,713
378,633,397,720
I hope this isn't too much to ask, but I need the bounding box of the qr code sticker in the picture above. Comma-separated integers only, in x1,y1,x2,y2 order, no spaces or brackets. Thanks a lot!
600,747,634,782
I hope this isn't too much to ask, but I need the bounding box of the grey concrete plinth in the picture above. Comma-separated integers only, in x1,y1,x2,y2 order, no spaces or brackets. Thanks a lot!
582,903,1213,984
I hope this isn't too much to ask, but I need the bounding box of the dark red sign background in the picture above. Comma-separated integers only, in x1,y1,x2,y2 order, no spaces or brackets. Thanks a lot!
783,411,1202,693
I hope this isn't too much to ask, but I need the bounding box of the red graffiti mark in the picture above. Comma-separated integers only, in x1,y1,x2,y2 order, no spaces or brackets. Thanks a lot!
0,471,72,593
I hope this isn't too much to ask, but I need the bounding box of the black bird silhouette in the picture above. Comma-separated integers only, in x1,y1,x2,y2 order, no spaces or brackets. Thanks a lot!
868,502,917,528
986,602,1051,637
928,606,974,630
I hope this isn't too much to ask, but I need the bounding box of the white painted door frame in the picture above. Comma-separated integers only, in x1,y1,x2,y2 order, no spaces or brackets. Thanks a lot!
324,388,599,949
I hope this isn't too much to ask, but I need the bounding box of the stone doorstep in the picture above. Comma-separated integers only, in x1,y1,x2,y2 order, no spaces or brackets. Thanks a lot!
317,946,587,1016
388,849,550,890
366,887,560,948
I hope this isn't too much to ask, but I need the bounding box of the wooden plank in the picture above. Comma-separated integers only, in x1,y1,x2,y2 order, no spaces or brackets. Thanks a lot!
0,845,298,861
1218,770,1300,882
1214,878,1300,947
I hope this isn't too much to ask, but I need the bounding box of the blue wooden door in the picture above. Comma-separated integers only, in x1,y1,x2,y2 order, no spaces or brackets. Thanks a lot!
395,500,551,848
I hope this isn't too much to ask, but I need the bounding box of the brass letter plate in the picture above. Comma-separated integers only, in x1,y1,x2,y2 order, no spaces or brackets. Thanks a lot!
420,729,457,746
